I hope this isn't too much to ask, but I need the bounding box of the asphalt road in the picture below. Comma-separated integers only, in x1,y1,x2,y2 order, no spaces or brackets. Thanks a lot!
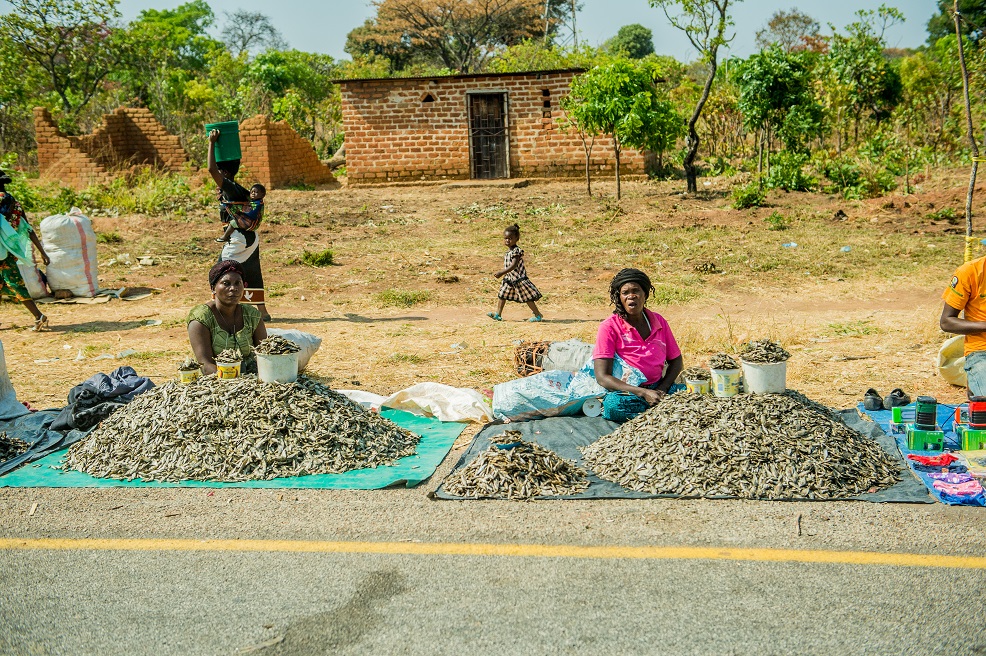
2,482,986,655
2,546,985,655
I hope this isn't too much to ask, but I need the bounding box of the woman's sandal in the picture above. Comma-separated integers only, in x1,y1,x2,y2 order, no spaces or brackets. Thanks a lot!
528,315,543,322
31,315,49,332
486,312,502,321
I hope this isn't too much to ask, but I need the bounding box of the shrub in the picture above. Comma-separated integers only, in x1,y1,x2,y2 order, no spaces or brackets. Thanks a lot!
377,289,430,307
927,207,959,223
96,231,123,244
820,155,896,199
707,156,736,177
301,248,335,266
765,151,816,192
764,211,790,231
732,181,767,209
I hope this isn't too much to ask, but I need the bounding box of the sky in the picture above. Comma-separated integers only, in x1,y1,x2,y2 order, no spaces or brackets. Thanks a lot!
114,0,939,61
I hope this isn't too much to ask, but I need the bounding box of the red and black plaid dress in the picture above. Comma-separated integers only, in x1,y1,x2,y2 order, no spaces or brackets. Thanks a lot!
498,246,542,303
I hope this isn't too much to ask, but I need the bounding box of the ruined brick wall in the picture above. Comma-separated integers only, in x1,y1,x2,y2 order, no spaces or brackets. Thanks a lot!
35,107,187,188
339,70,653,184
238,115,335,189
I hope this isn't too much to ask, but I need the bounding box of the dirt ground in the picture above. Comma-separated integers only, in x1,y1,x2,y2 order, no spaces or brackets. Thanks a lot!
0,170,981,411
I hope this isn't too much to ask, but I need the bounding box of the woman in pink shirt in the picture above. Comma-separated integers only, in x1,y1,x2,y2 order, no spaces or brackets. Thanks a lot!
593,268,683,421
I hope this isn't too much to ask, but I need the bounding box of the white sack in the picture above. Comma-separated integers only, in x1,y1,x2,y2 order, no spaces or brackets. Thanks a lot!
381,383,492,423
40,207,98,297
266,328,321,372
337,389,387,410
493,355,646,422
0,341,29,420
938,335,967,387
16,258,47,299
542,339,594,373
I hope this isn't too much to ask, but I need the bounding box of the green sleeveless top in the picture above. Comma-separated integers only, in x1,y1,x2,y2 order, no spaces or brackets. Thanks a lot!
187,303,261,361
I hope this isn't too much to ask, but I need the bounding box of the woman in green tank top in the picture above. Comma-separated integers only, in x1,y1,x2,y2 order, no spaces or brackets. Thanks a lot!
187,260,267,374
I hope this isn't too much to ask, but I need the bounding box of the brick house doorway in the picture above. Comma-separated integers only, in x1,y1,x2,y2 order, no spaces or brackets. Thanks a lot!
468,93,509,179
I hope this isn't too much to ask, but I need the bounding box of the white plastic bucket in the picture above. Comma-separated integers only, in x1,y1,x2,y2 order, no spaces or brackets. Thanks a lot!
741,360,787,394
685,379,710,394
257,352,299,384
710,368,741,397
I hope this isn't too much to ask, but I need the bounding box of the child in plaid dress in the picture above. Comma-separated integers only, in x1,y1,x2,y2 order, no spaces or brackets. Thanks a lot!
488,223,543,322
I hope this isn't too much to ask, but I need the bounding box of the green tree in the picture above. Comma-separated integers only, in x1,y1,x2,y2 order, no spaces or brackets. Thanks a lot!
606,24,655,59
755,9,820,52
487,41,603,73
825,5,905,145
358,0,545,73
220,10,287,57
1,0,127,125
898,35,964,163
928,0,986,44
735,46,823,176
561,59,683,199
649,0,739,194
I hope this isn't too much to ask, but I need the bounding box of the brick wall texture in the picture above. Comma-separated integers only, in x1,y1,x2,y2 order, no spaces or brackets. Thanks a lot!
238,115,335,189
35,107,187,189
339,70,655,184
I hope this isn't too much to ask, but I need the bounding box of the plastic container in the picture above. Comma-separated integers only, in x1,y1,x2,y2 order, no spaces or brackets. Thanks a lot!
256,352,299,384
581,397,602,418
178,368,201,384
205,121,241,162
685,379,710,394
741,360,787,394
710,368,741,398
216,360,241,379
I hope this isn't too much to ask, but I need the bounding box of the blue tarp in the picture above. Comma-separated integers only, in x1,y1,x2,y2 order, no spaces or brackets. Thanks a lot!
857,402,985,507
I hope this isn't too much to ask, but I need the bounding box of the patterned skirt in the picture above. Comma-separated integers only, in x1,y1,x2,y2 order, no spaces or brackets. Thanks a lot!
498,276,542,303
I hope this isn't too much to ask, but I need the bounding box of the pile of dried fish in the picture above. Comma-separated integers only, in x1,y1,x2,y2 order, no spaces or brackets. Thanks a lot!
63,376,420,482
177,357,201,372
254,335,300,355
709,353,739,370
216,348,242,363
682,366,711,381
0,432,28,462
581,393,900,500
444,431,589,499
740,339,790,363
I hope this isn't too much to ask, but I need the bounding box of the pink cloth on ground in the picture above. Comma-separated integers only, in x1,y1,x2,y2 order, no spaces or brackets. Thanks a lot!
593,309,681,385
932,479,984,497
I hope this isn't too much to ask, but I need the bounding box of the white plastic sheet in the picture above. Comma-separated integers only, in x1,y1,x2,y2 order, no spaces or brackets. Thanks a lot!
0,341,29,420
381,383,492,423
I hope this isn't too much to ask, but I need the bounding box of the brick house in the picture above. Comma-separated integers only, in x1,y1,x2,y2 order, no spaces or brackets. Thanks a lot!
336,69,655,184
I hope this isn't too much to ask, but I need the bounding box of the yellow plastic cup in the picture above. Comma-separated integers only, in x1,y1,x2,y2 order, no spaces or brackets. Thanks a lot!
216,361,241,379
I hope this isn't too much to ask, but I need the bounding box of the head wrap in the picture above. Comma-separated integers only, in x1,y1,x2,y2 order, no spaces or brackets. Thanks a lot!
609,268,653,318
209,259,245,289
0,170,11,186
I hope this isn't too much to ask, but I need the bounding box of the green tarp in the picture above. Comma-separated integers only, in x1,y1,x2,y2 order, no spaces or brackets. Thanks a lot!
0,409,463,489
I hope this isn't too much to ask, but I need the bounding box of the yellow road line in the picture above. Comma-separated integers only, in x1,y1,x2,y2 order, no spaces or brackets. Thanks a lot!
0,537,984,569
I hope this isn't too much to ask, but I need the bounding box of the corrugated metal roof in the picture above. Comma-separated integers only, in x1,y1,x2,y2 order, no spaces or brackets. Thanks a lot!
330,68,586,85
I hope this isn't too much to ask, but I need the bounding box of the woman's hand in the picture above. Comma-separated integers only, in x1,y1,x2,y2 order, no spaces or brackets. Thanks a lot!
637,388,665,406
493,271,503,279
40,252,50,266
208,129,220,144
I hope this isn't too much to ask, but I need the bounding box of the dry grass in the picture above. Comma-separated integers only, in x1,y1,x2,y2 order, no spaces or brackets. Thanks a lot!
2,168,981,410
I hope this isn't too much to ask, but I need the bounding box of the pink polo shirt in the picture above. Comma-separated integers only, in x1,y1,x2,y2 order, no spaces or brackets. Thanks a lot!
592,309,681,384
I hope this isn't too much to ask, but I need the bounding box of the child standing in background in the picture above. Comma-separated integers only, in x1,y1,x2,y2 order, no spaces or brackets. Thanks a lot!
489,223,543,322
217,183,265,243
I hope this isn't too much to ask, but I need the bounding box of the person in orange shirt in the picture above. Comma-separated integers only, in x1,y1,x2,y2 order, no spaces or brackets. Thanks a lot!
941,255,986,397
